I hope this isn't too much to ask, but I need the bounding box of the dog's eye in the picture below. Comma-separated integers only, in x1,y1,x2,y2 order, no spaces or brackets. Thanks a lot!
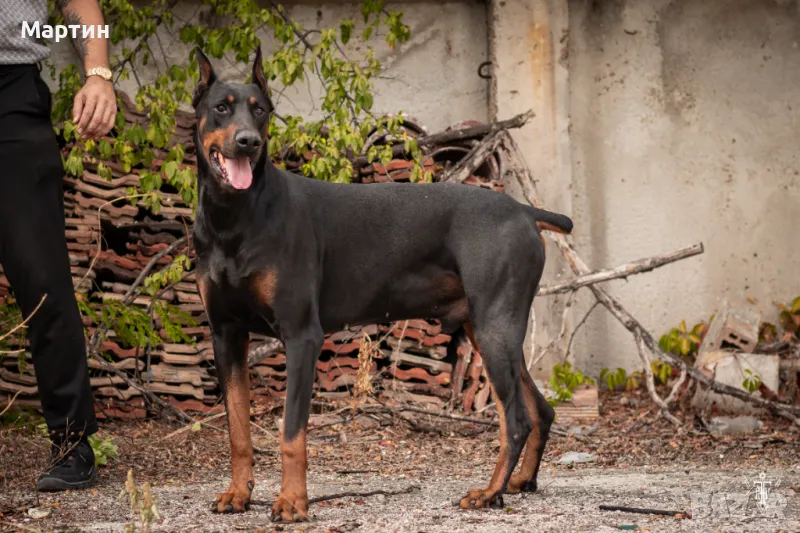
253,107,265,117
215,104,227,114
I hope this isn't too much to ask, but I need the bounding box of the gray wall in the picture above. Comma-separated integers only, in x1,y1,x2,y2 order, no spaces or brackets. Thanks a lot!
568,0,800,375
48,1,490,132
48,0,800,377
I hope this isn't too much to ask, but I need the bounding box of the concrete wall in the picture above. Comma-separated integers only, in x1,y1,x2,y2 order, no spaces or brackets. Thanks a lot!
47,0,800,377
47,1,490,133
567,0,800,375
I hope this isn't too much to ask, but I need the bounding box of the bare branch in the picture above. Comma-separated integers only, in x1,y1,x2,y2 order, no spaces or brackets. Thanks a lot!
537,243,705,296
0,294,46,344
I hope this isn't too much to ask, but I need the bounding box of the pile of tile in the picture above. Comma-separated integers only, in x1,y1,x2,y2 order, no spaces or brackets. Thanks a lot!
0,95,506,419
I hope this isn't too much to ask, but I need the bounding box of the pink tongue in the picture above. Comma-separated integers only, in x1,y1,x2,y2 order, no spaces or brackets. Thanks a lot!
223,156,253,190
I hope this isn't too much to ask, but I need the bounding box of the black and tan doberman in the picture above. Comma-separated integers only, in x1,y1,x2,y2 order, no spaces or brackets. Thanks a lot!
191,44,573,522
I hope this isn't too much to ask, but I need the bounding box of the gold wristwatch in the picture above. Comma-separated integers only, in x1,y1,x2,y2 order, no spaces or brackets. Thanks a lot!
86,66,112,82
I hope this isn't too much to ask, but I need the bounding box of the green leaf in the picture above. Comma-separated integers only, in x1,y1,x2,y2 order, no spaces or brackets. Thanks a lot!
680,337,691,355
98,163,113,181
792,296,800,314
340,20,354,45
163,160,179,180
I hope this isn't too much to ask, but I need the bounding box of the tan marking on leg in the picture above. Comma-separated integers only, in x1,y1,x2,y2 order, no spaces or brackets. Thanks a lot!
464,321,480,352
272,427,309,522
459,381,512,509
215,354,254,513
253,268,278,307
507,363,544,494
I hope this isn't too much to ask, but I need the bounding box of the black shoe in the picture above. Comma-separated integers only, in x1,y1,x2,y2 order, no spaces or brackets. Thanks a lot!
36,438,97,492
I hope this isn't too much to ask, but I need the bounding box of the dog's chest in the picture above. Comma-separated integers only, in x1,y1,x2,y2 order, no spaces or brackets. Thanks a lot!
203,246,257,290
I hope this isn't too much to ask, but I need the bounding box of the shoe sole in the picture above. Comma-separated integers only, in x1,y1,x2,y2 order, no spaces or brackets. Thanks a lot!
36,467,98,492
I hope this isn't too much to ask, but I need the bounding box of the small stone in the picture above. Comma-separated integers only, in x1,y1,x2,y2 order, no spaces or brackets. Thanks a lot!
567,425,597,437
27,508,51,519
557,452,597,465
707,416,763,436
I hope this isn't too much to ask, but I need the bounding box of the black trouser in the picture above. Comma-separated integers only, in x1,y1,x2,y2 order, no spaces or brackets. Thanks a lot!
0,64,97,441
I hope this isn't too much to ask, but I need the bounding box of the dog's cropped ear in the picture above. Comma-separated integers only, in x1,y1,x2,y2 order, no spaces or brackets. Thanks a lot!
192,48,217,109
251,44,274,113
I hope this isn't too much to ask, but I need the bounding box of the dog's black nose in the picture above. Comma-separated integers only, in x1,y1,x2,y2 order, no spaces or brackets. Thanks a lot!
235,131,262,151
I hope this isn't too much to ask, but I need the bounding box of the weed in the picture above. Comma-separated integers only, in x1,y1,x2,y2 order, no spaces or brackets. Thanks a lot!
761,295,800,342
121,469,160,533
658,318,711,363
548,362,595,407
742,368,762,394
599,367,646,392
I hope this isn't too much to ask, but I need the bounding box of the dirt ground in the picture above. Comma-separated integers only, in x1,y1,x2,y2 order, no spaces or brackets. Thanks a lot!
2,393,800,533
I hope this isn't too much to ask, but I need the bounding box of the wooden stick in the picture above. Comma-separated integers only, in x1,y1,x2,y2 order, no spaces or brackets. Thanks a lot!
527,291,576,372
391,405,571,437
0,295,46,344
599,504,685,517
251,485,420,508
439,131,504,184
665,365,688,405
502,132,800,425
247,338,284,367
0,391,21,417
537,243,705,296
351,110,534,174
635,332,682,426
160,411,226,440
564,300,600,366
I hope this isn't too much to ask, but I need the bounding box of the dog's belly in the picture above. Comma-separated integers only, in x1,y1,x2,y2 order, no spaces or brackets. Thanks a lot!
318,268,469,333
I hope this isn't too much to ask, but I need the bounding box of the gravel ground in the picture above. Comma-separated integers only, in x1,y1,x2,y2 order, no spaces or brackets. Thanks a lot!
3,465,799,532
2,395,800,532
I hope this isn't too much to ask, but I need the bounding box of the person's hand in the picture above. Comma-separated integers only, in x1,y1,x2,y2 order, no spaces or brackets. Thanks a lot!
73,76,117,141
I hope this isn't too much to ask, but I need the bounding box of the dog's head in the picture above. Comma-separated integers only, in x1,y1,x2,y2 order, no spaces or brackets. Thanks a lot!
192,44,274,191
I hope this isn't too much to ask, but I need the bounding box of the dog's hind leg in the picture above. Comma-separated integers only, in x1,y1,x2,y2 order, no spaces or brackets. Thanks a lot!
506,364,554,494
459,318,532,509
271,323,323,523
210,323,254,513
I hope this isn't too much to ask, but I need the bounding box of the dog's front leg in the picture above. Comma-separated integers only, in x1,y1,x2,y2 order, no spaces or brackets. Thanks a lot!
271,325,323,523
211,324,254,513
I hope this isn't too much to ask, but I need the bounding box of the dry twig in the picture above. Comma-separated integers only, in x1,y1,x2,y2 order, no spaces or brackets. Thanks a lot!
0,391,22,417
251,485,420,508
440,131,504,184
0,295,46,344
537,243,705,296
351,110,534,174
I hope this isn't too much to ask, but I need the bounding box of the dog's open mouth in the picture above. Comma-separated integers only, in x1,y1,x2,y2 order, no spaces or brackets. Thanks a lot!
210,149,255,190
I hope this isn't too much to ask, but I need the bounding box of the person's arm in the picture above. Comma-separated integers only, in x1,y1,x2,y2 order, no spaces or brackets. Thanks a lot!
58,0,117,140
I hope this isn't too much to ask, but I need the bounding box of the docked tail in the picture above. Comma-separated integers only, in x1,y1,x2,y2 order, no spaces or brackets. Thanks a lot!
529,206,573,235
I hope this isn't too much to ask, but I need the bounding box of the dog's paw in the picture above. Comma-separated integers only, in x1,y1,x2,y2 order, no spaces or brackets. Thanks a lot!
506,475,537,494
271,493,309,522
458,489,504,510
211,484,252,513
